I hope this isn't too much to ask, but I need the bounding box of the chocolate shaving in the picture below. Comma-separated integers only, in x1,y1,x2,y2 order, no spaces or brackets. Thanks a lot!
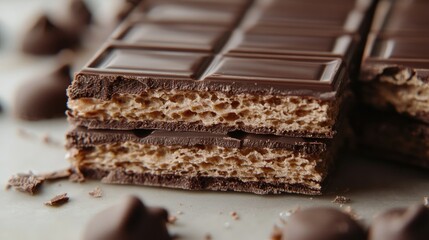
6,172,44,195
39,168,72,181
332,195,351,204
89,186,103,198
45,193,69,206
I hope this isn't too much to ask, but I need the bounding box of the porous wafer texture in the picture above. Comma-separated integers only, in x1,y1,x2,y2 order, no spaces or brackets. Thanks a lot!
66,128,343,195
68,89,342,138
359,65,429,123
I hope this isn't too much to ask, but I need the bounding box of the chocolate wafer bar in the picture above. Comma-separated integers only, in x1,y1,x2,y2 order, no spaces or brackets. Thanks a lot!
356,0,429,168
66,0,374,195
67,127,344,195
67,0,372,138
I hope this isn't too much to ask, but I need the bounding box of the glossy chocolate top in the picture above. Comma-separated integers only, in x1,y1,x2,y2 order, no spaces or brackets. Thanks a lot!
70,0,371,100
363,0,429,70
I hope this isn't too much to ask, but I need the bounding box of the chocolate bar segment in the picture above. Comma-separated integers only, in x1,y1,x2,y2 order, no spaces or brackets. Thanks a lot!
68,54,347,137
355,0,429,169
67,127,341,195
66,0,371,137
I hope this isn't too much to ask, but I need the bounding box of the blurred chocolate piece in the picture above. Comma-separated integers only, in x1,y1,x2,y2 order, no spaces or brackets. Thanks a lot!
369,205,429,240
282,207,366,240
14,64,71,121
22,15,78,55
83,196,171,240
65,0,92,34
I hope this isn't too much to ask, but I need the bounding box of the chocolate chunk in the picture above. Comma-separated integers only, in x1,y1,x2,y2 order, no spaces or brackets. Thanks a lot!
39,168,72,181
282,207,366,240
44,193,69,206
332,196,351,204
369,205,429,240
83,196,171,240
65,0,92,34
14,64,71,121
6,172,44,195
22,15,78,55
88,186,103,198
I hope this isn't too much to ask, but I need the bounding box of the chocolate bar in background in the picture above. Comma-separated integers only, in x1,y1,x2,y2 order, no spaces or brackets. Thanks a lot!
67,127,344,195
67,0,374,138
351,108,429,169
355,0,429,169
66,0,376,195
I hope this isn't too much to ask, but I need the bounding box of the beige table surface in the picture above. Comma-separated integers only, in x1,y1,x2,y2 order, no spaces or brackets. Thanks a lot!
1,1,428,239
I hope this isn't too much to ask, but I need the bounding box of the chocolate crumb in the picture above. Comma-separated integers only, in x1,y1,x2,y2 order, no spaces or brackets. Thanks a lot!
230,211,239,220
69,168,85,183
39,168,72,181
45,193,69,206
270,226,282,240
41,134,62,147
332,195,351,204
6,172,44,195
424,197,428,206
89,186,103,198
167,215,177,224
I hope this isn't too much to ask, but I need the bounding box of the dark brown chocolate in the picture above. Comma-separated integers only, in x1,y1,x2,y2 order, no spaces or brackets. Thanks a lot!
351,107,429,169
65,0,92,34
281,207,366,240
83,196,171,240
14,64,71,121
22,15,78,55
66,127,328,154
6,172,44,195
83,168,321,195
369,205,429,240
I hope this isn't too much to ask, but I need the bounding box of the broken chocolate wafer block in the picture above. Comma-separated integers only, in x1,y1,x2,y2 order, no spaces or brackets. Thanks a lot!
66,127,343,195
355,0,429,169
66,0,374,195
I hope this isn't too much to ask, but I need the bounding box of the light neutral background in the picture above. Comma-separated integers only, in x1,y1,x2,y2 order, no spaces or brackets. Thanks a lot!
0,1,428,239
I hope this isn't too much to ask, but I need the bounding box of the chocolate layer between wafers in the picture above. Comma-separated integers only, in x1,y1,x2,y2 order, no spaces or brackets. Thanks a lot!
66,127,342,195
67,0,372,138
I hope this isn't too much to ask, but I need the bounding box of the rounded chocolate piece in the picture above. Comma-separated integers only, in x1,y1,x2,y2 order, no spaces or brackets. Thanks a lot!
369,205,429,240
66,0,92,34
282,207,366,240
14,64,71,121
83,196,171,240
22,15,78,55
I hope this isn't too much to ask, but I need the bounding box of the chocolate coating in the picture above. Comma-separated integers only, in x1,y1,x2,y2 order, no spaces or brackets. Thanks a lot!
369,205,429,240
282,207,366,240
83,196,171,240
14,64,71,120
22,15,78,55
